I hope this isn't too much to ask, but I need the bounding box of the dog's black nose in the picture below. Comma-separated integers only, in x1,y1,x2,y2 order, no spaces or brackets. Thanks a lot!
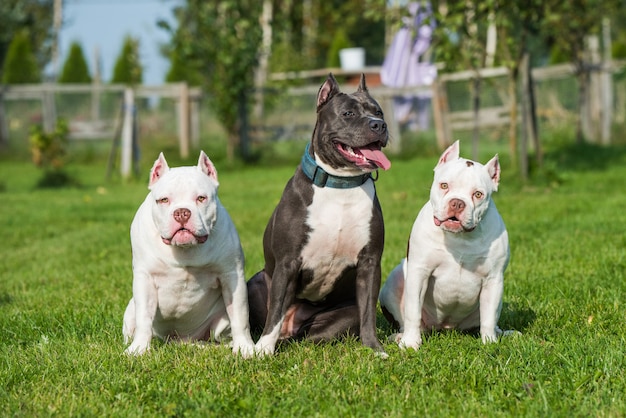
369,119,387,134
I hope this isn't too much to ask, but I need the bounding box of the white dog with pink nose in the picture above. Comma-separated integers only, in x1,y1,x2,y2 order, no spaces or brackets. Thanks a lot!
122,152,255,357
379,141,513,350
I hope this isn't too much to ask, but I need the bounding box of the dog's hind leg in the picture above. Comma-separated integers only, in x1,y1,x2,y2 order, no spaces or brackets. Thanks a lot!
379,260,406,330
293,303,360,343
247,271,269,336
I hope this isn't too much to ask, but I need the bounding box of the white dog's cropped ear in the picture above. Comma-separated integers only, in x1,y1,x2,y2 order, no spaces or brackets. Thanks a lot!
317,73,341,111
197,150,219,184
435,140,460,170
485,154,501,191
149,152,169,189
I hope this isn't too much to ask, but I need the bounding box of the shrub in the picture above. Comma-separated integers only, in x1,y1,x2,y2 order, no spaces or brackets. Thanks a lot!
29,120,78,187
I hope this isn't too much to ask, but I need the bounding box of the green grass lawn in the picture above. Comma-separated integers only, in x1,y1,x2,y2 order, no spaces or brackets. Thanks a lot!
1,142,625,417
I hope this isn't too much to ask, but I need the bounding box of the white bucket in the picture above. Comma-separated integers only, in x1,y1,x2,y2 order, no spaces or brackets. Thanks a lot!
339,47,365,71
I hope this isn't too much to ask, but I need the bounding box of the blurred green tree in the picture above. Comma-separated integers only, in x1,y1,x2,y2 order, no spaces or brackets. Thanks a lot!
111,35,143,85
0,0,54,80
58,41,91,83
164,44,203,86
1,30,40,83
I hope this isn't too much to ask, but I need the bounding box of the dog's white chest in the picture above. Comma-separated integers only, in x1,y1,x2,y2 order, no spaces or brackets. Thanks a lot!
153,267,220,319
298,184,374,300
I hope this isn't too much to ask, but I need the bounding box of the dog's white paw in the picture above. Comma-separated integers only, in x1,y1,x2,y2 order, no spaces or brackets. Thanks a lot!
232,341,256,359
125,343,149,356
482,328,521,344
253,339,276,357
399,335,422,351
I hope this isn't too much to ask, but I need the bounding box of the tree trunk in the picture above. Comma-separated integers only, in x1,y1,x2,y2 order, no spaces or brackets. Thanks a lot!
253,0,273,121
527,62,542,169
601,18,613,145
237,90,250,162
507,69,518,171
302,0,316,61
518,50,542,178
519,53,530,181
576,66,588,145
226,131,236,163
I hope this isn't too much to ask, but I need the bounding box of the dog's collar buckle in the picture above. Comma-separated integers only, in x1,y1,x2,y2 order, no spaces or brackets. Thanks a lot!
301,144,371,189
312,165,330,187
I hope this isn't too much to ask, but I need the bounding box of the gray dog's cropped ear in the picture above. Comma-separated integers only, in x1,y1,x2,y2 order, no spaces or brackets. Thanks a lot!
317,73,341,111
357,74,368,93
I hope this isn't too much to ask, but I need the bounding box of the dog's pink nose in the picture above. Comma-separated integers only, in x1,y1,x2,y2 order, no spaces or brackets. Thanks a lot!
173,208,191,224
449,198,465,213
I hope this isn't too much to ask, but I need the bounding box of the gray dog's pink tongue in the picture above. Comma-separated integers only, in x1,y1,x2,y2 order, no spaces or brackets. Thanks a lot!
360,147,391,170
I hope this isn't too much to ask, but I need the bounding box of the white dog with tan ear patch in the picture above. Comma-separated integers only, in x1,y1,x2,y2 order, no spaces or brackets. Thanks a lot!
122,151,255,357
379,140,512,350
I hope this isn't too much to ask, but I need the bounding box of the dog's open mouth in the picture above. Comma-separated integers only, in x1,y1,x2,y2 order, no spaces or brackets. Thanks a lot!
433,216,475,232
162,228,209,246
335,142,391,170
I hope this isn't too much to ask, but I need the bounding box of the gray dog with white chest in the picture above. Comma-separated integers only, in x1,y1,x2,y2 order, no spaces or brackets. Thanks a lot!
247,73,391,356
122,151,255,357
379,140,513,350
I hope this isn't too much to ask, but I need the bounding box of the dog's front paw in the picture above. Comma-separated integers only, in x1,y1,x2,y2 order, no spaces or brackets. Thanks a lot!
125,342,149,356
398,333,422,351
232,340,256,359
254,338,276,357
481,326,516,344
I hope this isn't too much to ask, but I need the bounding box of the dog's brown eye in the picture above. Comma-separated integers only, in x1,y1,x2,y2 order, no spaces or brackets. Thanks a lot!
474,191,483,199
157,197,169,204
343,111,355,117
440,183,448,190
197,196,207,203
376,110,383,117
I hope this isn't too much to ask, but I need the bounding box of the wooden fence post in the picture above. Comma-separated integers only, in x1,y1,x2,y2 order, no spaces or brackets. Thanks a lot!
190,97,200,150
588,35,601,143
42,83,57,133
431,78,451,151
120,87,134,178
91,79,101,123
379,97,401,154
